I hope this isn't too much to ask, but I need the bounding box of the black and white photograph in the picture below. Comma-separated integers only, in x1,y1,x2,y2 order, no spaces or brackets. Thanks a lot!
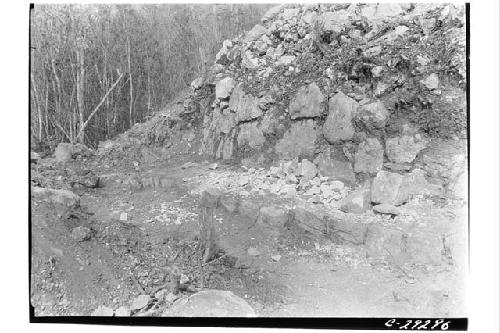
12,0,497,330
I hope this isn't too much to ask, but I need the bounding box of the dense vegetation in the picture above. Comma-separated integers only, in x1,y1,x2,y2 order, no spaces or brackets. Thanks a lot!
30,4,270,149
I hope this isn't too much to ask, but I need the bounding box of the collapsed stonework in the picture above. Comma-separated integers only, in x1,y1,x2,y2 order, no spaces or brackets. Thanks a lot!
179,3,467,211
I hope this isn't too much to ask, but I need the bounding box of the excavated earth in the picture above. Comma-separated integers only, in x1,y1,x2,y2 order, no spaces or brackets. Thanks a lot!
30,3,468,318
30,136,467,317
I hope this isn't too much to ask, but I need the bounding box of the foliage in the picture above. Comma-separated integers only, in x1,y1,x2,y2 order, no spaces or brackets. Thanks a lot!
30,4,270,149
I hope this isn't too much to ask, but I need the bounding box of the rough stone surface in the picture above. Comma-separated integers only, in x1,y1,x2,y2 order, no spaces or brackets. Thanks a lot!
289,207,325,235
356,100,389,131
260,206,289,227
398,169,443,203
54,143,74,163
275,120,318,159
71,226,91,242
163,290,256,317
315,153,356,185
340,185,372,214
320,11,350,33
421,73,440,90
354,138,384,174
237,122,266,149
385,135,427,163
371,171,404,205
275,55,296,66
300,159,318,181
289,83,324,120
115,306,131,317
215,77,236,100
229,84,262,122
91,306,114,316
32,187,80,208
130,295,151,311
372,169,442,206
323,92,357,143
373,204,401,215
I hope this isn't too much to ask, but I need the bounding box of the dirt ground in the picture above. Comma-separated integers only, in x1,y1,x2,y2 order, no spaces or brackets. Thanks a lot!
30,139,467,317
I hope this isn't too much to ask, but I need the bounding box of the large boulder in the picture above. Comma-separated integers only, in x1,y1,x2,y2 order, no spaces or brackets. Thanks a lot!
163,290,256,317
322,92,358,143
215,77,236,100
259,205,289,227
32,187,80,208
289,207,325,235
289,83,324,120
354,138,384,174
237,122,266,149
385,134,427,163
54,143,74,163
275,120,319,159
371,171,404,205
229,84,262,122
398,169,443,202
372,169,442,206
314,153,356,185
355,99,389,132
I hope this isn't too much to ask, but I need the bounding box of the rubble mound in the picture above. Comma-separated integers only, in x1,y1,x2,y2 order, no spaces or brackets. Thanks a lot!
185,3,465,164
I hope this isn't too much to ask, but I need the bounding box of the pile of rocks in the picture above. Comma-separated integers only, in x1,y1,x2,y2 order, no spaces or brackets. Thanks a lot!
191,3,465,165
192,157,350,207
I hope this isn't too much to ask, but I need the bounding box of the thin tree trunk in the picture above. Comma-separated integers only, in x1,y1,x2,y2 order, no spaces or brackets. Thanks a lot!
147,70,151,114
44,86,49,139
30,73,43,142
76,47,86,144
127,37,134,128
51,58,62,119
77,72,123,142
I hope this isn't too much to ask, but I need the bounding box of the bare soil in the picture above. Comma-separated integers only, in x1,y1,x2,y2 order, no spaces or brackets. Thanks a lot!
30,141,467,317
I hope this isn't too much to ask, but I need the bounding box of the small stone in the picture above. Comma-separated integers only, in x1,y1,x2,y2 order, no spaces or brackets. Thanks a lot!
216,77,236,99
115,306,131,317
180,274,190,285
371,66,384,78
91,305,114,316
164,292,181,303
305,186,321,196
300,159,318,181
373,204,401,215
155,289,167,301
208,163,218,170
308,195,322,203
260,206,288,226
71,226,91,242
119,212,128,221
239,176,250,186
421,73,439,90
248,247,261,256
271,255,281,262
330,180,345,191
130,295,151,311
285,173,298,184
340,185,372,214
